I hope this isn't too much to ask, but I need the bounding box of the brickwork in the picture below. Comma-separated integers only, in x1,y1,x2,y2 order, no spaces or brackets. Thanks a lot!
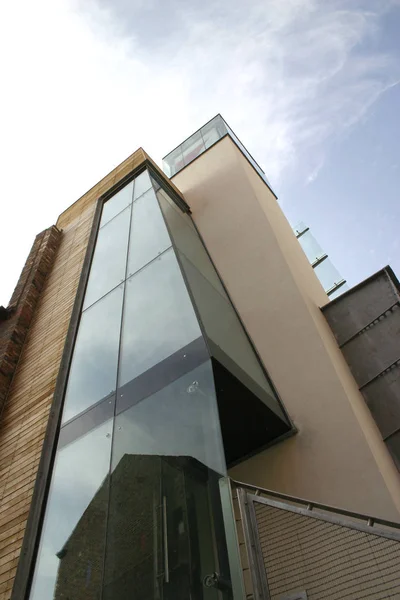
0,226,61,414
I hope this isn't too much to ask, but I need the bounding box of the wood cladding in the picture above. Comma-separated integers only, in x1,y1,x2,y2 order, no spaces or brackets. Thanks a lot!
0,148,162,599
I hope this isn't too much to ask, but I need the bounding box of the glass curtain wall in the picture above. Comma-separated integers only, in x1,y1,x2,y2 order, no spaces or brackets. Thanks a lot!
29,169,234,600
152,180,287,424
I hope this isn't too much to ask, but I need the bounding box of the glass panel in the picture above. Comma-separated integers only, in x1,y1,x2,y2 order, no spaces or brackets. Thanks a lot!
219,478,246,598
182,130,206,166
161,461,192,599
83,205,131,309
201,117,226,149
179,252,285,419
297,229,326,265
104,462,225,600
293,221,308,236
223,119,269,182
119,248,202,388
29,420,112,600
153,183,194,228
162,114,274,190
105,362,226,599
62,285,124,423
58,396,115,449
156,189,228,299
100,181,134,228
183,472,222,600
162,160,172,179
113,362,226,474
162,146,185,178
133,169,152,201
329,283,349,300
103,455,163,599
386,430,400,471
127,188,172,277
314,258,345,293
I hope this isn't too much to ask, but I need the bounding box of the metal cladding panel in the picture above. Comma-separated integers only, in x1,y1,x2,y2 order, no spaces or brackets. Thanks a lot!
323,267,400,470
255,500,400,600
323,268,400,347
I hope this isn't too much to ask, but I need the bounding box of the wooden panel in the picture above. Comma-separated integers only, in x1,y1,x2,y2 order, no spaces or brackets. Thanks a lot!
0,148,155,599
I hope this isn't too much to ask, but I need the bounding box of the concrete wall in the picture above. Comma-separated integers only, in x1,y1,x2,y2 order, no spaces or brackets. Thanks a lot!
172,136,400,521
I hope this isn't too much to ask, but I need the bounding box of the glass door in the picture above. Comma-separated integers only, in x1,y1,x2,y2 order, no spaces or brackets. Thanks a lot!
161,457,232,600
103,455,232,600
103,455,163,599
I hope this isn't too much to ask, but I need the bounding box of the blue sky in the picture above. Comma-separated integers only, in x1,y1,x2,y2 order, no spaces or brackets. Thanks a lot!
281,82,400,287
279,6,400,286
0,0,399,303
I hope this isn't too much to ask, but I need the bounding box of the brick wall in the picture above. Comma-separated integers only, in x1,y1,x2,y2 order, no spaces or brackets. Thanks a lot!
0,226,61,415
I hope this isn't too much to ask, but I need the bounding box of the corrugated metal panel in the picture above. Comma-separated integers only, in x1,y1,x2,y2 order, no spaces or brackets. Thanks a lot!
322,267,400,470
323,269,399,346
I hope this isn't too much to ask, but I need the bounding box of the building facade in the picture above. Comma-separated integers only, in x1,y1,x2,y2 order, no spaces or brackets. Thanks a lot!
1,116,400,600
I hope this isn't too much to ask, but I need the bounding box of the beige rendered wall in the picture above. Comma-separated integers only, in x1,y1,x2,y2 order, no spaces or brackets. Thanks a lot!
172,136,400,522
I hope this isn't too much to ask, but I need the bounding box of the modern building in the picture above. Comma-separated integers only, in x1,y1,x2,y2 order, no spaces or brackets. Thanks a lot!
1,114,400,600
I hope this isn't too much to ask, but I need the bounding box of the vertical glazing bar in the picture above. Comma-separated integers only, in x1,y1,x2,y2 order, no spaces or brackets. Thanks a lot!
162,495,169,583
219,477,246,599
153,493,160,598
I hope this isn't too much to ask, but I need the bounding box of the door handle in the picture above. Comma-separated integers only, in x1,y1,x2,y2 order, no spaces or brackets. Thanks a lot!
203,572,232,591
162,495,169,583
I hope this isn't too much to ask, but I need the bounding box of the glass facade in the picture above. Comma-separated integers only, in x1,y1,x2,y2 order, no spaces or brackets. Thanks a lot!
30,168,289,599
162,115,273,190
294,222,348,299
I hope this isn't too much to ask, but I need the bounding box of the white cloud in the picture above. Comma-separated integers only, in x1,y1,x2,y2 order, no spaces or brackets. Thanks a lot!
0,0,399,303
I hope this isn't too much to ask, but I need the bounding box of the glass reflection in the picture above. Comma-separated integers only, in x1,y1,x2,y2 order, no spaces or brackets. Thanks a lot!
127,188,172,277
296,228,326,265
29,420,112,600
179,252,285,419
163,146,185,178
114,362,226,474
83,205,131,310
182,131,205,166
133,169,152,201
201,117,227,150
100,181,134,228
119,248,202,388
62,285,124,423
156,189,228,299
105,362,226,599
314,258,345,293
104,455,225,600
162,115,273,190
